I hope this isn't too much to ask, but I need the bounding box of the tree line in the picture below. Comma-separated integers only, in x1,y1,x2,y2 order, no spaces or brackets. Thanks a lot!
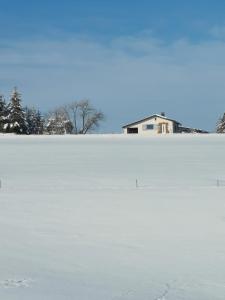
0,88,104,135
1,87,225,134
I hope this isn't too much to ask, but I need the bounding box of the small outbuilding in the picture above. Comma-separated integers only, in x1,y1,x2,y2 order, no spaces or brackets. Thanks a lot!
122,113,181,135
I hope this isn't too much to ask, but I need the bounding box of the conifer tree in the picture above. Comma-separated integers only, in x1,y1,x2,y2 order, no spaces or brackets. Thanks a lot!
5,88,27,134
35,110,44,134
25,107,35,134
216,113,225,133
0,94,7,132
25,107,44,134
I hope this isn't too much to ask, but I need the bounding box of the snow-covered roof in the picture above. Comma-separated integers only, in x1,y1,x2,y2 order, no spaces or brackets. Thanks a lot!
122,114,181,128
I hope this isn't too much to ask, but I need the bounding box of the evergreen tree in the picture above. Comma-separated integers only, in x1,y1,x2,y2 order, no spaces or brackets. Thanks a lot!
25,107,35,134
5,88,28,134
25,107,44,134
216,113,225,133
35,110,44,134
0,94,7,132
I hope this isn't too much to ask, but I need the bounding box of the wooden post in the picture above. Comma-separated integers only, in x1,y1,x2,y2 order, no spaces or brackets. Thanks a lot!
136,179,138,188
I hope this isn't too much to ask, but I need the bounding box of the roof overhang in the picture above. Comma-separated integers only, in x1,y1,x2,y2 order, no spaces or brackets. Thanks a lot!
122,114,181,128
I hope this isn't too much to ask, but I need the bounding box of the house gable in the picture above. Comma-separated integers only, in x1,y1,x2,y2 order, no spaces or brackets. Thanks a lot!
122,114,181,129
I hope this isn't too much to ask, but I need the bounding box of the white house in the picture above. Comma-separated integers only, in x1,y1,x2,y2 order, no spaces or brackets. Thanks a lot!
122,113,181,135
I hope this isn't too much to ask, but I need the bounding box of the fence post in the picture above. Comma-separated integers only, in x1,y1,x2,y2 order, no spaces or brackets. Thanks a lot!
136,179,138,188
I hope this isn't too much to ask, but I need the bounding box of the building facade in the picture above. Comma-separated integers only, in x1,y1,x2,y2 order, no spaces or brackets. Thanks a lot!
122,114,181,135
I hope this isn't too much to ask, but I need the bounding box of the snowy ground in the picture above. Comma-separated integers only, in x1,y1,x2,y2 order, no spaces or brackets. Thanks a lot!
0,134,225,300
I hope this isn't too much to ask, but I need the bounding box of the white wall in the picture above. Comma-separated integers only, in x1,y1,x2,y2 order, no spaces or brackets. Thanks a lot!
124,116,175,135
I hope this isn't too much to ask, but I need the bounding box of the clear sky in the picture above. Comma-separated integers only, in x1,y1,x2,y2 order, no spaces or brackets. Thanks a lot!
1,0,225,131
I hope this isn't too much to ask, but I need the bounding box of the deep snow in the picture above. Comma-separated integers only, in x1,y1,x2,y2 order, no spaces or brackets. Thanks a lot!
0,134,225,300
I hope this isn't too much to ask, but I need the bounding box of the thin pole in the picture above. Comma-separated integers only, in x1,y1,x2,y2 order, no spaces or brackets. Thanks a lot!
136,179,138,188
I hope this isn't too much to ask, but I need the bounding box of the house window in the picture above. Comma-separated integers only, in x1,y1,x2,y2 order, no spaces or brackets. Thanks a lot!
127,127,138,134
143,124,154,130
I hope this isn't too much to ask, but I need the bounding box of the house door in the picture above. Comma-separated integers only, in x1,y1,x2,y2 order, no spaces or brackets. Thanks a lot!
162,123,166,134
161,123,168,134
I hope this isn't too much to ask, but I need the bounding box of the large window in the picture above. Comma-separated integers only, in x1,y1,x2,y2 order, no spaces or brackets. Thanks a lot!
143,124,154,130
127,127,138,134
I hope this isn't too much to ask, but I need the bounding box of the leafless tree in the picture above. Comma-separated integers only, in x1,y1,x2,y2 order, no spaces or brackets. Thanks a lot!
64,99,104,134
64,101,80,134
81,110,104,134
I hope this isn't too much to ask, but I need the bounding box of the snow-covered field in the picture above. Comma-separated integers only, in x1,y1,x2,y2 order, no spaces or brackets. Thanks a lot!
0,134,225,300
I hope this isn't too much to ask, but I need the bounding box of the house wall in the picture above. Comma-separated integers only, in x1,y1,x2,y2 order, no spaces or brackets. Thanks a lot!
124,116,175,135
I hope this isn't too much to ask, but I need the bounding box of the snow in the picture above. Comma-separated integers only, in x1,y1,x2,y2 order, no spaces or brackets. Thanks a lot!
0,134,225,300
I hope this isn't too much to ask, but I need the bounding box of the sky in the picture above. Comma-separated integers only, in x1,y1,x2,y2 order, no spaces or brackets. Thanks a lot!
1,0,225,132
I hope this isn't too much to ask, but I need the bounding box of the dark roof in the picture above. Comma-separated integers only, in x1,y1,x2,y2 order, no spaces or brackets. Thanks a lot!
122,114,181,128
179,126,209,134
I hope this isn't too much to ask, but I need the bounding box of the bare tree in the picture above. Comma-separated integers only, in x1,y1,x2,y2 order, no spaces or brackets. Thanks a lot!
65,99,104,134
65,101,80,134
82,111,104,134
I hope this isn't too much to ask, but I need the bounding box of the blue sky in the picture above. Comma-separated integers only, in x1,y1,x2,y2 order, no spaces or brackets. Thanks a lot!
1,0,225,131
